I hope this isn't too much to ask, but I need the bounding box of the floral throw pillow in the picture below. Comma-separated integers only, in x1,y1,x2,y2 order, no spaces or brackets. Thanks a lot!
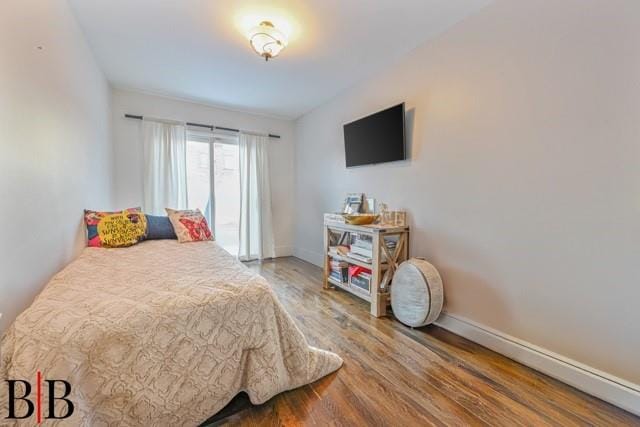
85,208,147,248
166,208,213,243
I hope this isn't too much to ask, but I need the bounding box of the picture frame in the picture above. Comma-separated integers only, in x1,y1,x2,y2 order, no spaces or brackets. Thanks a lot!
343,193,364,214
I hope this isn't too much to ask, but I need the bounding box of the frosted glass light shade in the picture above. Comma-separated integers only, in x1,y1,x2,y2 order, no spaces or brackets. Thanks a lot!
249,21,287,61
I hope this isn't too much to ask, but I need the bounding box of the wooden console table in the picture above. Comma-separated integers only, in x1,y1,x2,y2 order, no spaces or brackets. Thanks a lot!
323,220,410,317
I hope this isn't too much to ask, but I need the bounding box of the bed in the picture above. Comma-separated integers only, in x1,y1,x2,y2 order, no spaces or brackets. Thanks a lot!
0,240,342,426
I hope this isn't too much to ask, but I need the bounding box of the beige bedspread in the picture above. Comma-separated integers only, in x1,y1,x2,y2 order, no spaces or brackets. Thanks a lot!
0,241,342,426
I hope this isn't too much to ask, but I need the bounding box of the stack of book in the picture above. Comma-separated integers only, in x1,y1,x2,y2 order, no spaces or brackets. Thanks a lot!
329,259,349,283
348,233,372,262
384,239,397,257
349,265,372,294
347,234,397,263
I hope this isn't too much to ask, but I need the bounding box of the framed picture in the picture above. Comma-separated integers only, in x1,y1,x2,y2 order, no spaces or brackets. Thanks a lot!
343,193,364,214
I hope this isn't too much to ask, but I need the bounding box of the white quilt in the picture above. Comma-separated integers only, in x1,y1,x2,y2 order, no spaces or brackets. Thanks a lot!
0,241,342,426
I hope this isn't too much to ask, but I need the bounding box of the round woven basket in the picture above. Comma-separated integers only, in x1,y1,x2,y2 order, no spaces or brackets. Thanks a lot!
391,258,444,327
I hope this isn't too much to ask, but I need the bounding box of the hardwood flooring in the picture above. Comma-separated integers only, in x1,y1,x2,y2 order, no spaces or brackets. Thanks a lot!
211,257,639,426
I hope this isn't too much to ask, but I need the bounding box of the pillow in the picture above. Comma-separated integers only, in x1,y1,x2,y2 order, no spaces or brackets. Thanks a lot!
85,208,147,248
166,208,213,243
145,214,178,240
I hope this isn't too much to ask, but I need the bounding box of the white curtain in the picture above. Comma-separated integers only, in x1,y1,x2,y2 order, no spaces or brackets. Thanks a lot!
142,121,188,215
238,133,275,260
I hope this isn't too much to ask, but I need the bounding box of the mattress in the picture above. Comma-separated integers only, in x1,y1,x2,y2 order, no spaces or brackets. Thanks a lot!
0,240,342,426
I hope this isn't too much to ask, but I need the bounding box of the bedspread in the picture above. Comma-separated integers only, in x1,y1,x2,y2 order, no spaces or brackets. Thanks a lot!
0,241,342,426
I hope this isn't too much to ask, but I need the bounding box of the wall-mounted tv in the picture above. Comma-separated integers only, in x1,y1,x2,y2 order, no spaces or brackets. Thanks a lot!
343,103,405,168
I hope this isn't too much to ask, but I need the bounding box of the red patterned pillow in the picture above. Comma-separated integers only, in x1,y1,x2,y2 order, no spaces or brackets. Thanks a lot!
165,208,213,243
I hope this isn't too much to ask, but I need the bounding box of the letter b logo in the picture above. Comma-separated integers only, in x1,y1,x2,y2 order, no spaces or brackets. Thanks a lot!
46,380,74,419
6,380,34,419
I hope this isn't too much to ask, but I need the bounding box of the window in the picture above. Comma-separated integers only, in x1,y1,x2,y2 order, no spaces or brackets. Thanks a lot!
186,131,240,255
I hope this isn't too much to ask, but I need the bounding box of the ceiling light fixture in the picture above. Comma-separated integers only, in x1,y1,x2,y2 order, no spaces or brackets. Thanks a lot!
249,21,288,61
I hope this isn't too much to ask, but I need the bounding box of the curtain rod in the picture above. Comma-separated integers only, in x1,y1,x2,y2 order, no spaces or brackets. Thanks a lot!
124,114,281,139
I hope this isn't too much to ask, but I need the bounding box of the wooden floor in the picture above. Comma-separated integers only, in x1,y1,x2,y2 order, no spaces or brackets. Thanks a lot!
213,257,639,426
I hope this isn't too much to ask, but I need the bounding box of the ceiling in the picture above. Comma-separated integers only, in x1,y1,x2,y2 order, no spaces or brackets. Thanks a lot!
69,0,491,119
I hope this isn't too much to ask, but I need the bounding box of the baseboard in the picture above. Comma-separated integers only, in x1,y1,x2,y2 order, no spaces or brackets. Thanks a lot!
435,312,640,416
274,246,294,258
293,247,323,266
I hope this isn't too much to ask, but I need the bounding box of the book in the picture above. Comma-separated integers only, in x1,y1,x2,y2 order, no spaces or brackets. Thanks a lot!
348,265,371,277
350,240,398,261
351,237,396,252
349,245,373,258
352,241,373,251
330,260,348,269
350,274,371,293
330,270,348,283
324,213,345,223
351,233,372,249
383,238,397,248
346,252,372,263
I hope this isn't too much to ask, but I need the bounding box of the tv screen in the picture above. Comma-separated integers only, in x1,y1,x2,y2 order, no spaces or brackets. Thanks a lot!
343,103,405,168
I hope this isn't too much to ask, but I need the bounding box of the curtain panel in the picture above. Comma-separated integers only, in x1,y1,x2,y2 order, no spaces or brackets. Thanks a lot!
238,133,275,260
142,121,188,215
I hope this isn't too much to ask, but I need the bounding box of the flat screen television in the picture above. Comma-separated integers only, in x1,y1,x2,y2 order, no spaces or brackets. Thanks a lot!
343,103,405,168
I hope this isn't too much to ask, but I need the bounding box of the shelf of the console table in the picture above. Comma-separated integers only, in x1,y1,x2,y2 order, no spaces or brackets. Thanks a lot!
324,221,409,235
328,252,389,270
327,276,372,302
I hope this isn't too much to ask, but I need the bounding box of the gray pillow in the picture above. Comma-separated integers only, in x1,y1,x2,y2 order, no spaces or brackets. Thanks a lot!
145,215,177,240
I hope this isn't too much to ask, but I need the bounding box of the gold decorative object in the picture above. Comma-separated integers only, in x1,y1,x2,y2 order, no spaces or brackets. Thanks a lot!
342,213,379,225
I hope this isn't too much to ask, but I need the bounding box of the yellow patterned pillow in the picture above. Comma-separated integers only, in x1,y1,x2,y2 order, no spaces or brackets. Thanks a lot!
84,208,147,248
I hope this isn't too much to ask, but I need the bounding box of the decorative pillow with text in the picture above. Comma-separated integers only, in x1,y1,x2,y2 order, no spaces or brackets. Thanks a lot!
84,208,147,248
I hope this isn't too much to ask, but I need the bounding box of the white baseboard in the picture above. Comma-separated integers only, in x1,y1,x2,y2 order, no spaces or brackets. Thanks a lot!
274,246,294,258
435,312,640,416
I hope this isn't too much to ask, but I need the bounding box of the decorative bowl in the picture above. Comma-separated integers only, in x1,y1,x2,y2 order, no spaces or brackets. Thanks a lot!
342,213,379,225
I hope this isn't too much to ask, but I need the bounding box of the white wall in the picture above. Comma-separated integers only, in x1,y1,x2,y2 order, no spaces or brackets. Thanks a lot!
0,0,113,332
294,0,640,386
111,89,296,256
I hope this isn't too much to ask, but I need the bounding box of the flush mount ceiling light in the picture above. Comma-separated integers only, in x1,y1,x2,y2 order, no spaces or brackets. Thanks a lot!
249,21,288,61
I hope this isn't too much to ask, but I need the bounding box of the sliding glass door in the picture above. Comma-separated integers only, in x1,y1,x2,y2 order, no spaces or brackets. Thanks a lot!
186,140,212,221
211,142,240,255
185,133,240,255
